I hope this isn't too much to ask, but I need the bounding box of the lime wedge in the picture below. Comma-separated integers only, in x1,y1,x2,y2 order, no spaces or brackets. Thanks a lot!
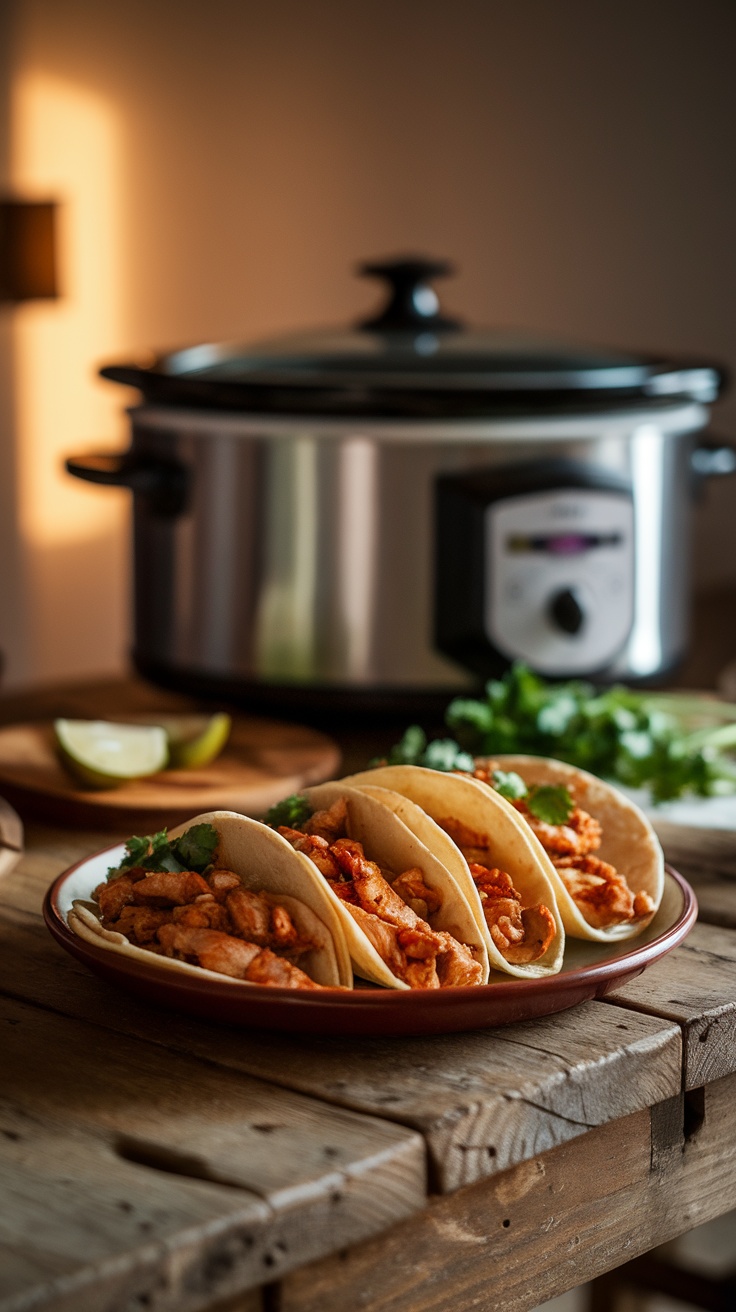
157,713,232,768
54,719,169,789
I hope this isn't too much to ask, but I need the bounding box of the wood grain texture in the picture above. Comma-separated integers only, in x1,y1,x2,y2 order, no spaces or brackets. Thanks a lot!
676,862,736,928
656,828,736,879
0,675,390,784
0,994,424,1312
2,677,736,1312
604,920,736,1088
1,916,680,1198
0,677,199,728
0,718,339,831
129,1005,680,1196
0,842,681,1195
204,1295,263,1312
277,1070,736,1312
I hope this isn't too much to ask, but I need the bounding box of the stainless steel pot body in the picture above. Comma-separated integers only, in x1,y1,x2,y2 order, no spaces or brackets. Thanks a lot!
98,398,718,700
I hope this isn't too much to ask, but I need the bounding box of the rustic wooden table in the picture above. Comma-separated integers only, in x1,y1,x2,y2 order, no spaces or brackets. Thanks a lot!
1,677,736,1312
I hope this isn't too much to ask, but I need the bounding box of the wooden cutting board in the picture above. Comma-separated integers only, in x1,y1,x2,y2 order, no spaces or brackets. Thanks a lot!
0,794,23,879
0,718,340,832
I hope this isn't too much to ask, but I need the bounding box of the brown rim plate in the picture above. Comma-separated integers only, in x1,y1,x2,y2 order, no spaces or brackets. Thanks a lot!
44,842,697,1038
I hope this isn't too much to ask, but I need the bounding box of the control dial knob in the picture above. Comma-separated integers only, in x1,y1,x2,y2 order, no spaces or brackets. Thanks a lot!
548,587,585,635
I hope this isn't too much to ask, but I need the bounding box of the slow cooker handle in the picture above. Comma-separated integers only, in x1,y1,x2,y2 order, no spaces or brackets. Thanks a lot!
691,436,736,478
65,452,188,517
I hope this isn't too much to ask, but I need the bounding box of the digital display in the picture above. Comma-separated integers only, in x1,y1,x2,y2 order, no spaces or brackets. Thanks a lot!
506,532,623,556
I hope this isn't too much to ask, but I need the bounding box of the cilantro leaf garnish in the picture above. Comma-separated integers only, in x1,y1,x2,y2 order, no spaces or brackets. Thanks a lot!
525,785,575,825
107,822,218,879
171,823,218,873
142,829,181,872
491,769,528,802
107,829,169,880
114,834,150,872
264,794,313,828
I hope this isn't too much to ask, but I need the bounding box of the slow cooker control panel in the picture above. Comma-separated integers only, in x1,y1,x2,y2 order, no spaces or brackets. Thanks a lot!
485,489,634,674
434,461,636,679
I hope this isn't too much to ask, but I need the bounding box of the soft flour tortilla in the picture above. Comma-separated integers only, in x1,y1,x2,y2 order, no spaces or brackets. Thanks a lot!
68,809,353,988
300,782,490,989
486,756,665,942
342,766,564,978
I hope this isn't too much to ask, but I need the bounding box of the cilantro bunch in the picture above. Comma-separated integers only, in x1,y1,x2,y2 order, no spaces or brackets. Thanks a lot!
385,663,736,804
107,823,218,881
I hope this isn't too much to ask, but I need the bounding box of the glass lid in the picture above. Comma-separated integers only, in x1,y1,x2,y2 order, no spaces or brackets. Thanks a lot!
100,257,725,417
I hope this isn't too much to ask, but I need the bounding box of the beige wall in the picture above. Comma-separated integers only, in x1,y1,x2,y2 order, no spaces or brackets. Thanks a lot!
2,0,736,687
0,2,29,687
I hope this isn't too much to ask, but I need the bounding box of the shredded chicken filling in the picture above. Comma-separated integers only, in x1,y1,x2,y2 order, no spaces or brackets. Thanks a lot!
93,866,322,989
278,797,483,989
434,815,555,963
462,762,655,928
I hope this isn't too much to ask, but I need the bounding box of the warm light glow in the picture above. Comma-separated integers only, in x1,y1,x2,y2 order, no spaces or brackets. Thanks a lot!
12,72,126,545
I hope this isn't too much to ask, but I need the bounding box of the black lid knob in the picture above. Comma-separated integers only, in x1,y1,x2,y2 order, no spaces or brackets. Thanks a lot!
548,587,586,636
357,256,462,332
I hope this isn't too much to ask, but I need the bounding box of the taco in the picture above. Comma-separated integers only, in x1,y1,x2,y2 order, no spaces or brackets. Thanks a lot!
461,755,664,941
267,782,489,989
67,810,353,989
342,765,564,978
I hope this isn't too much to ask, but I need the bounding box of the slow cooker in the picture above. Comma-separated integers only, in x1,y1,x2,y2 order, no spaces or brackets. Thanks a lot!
67,257,736,715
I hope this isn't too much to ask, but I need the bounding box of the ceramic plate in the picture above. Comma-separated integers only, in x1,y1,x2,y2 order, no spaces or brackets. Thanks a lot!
44,843,696,1038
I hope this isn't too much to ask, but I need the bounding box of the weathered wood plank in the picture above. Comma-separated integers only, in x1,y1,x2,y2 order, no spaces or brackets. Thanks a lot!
676,862,736,929
603,920,736,1088
0,995,425,1312
200,1295,263,1312
0,681,734,1309
0,896,681,1195
276,1070,736,1312
0,1133,270,1312
0,1232,264,1312
1,994,425,1210
660,831,736,881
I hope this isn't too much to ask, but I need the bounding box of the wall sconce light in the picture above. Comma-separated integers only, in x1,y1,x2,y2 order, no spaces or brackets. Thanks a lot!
0,198,59,302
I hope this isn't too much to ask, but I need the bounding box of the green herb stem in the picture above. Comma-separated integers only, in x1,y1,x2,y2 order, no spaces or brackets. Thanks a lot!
680,722,736,753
